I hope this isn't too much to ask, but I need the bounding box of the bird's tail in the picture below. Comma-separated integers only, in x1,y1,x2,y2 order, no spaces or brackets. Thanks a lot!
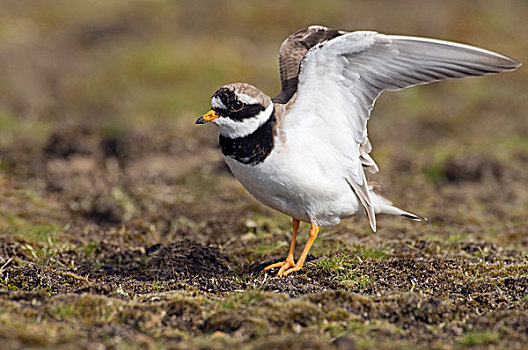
371,191,426,222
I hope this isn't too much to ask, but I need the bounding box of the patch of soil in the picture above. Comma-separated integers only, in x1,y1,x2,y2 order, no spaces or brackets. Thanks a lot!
443,154,503,183
44,123,100,159
82,196,125,224
140,241,232,278
76,240,233,280
6,265,88,294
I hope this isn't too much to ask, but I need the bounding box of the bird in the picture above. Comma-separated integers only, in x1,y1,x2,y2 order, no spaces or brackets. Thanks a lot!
195,26,520,276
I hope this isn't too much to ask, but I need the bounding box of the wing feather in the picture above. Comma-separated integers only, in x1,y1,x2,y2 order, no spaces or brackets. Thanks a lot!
285,29,520,229
274,26,345,103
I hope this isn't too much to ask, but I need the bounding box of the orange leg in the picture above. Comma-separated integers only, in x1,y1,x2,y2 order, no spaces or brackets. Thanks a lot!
264,218,299,275
282,222,319,276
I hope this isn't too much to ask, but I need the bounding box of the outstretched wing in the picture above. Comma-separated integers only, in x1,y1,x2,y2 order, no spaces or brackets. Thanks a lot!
281,27,520,230
274,26,346,104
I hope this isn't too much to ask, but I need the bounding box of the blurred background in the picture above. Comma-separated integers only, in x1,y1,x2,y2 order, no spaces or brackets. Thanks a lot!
1,0,526,134
0,0,527,244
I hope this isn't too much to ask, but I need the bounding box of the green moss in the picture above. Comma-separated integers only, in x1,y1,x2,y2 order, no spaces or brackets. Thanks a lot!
0,109,53,151
457,331,500,345
340,274,375,290
0,273,18,291
316,246,388,272
315,253,348,271
446,233,465,245
420,146,457,184
220,290,265,310
252,239,288,256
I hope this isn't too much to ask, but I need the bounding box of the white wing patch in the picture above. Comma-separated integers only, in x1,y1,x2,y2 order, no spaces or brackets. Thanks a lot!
287,30,519,230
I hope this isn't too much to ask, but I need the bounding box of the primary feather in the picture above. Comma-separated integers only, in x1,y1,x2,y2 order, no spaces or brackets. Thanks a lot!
278,28,519,230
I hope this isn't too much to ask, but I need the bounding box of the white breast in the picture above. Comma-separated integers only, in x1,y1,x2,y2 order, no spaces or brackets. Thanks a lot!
223,120,362,226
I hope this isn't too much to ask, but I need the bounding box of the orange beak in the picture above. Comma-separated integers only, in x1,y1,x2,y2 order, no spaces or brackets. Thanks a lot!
195,110,219,124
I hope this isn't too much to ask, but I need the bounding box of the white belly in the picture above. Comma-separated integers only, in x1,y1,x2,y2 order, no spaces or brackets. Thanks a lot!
223,137,361,226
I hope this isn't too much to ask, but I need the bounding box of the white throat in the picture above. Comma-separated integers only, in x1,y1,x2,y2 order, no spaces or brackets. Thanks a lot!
215,103,274,139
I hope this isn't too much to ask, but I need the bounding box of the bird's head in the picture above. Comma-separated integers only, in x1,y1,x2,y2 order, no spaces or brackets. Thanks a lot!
196,83,273,139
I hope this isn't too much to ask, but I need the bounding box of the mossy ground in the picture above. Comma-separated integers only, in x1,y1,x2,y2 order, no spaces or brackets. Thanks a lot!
1,1,527,349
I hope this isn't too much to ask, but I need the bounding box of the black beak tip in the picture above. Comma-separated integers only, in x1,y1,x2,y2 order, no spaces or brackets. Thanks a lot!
195,116,205,125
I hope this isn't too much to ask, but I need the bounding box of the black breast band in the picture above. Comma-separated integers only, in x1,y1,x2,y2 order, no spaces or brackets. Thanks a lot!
219,111,276,165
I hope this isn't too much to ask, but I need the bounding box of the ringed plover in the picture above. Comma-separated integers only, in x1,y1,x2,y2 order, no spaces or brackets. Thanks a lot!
196,26,520,276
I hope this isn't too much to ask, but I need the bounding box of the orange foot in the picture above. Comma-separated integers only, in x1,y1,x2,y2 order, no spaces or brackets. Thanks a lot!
262,221,320,277
281,263,303,276
264,257,296,276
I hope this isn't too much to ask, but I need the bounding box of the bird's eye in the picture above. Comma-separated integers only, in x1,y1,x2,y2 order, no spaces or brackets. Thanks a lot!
231,101,244,111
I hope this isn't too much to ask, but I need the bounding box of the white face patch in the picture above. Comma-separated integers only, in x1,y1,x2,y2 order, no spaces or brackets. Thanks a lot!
236,93,258,105
211,96,226,110
214,103,274,139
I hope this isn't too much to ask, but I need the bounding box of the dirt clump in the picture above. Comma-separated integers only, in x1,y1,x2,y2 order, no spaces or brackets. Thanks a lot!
443,154,504,183
141,240,232,278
